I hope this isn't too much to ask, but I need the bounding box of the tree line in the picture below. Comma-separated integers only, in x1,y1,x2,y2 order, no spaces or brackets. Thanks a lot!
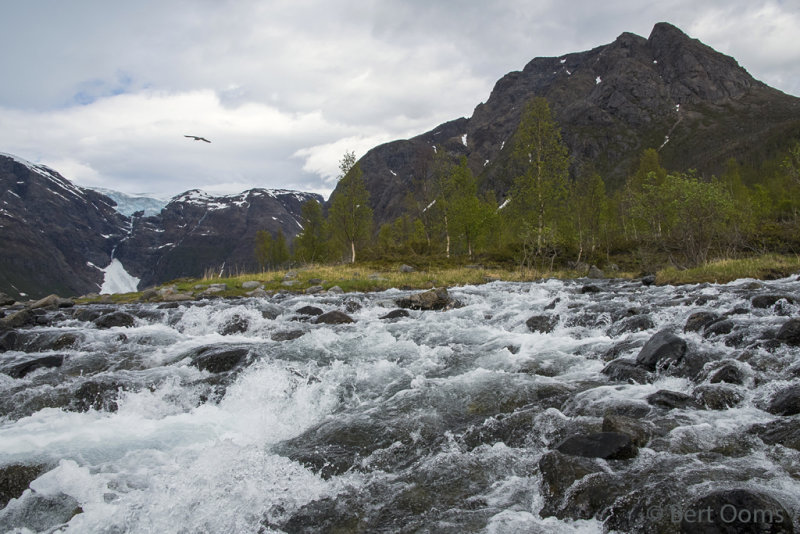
255,97,800,271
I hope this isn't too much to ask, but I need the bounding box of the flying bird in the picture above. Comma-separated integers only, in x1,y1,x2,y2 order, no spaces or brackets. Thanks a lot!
184,135,211,143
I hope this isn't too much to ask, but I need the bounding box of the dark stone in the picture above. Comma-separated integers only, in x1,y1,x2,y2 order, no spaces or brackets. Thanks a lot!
0,330,20,352
344,300,362,313
72,380,125,412
601,359,650,384
665,349,719,382
709,362,745,384
587,265,604,279
635,329,687,371
607,314,654,336
380,309,410,320
602,414,652,446
767,385,800,416
0,292,15,306
680,489,793,533
684,311,721,333
752,294,796,309
555,432,638,460
580,284,601,294
0,464,48,508
776,318,800,346
72,307,109,322
748,418,800,451
600,338,644,362
219,314,249,335
271,330,305,341
544,297,560,310
694,384,744,410
4,355,65,379
703,319,734,338
93,311,135,329
646,389,698,410
641,274,656,286
0,309,36,329
526,314,558,333
0,491,83,532
538,451,604,516
395,287,457,311
296,306,323,316
192,346,250,374
315,311,355,325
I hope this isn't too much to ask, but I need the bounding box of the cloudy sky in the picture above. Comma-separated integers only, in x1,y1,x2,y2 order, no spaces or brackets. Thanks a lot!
1,0,798,200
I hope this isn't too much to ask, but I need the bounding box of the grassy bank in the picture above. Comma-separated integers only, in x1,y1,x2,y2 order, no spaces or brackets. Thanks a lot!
82,254,800,304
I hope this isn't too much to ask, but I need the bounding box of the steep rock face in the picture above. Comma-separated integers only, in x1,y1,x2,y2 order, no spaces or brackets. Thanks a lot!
114,189,322,288
339,22,800,226
0,153,127,298
0,153,321,298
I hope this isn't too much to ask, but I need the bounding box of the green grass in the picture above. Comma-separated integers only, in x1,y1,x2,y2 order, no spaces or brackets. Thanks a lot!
656,254,800,285
77,254,800,303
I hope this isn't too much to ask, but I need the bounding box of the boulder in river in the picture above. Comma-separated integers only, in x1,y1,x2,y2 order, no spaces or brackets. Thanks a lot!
635,329,687,371
191,346,251,374
767,384,800,416
296,306,323,316
380,309,410,320
219,314,249,335
601,414,652,447
0,463,49,509
395,288,459,311
315,311,355,325
93,311,136,329
684,312,720,333
776,318,800,346
680,489,794,533
748,418,800,451
752,294,796,309
601,358,651,384
646,389,699,410
3,355,65,379
526,314,558,333
555,431,638,460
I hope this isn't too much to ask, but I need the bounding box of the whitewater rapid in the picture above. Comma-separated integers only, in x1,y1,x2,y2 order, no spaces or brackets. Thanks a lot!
0,277,798,532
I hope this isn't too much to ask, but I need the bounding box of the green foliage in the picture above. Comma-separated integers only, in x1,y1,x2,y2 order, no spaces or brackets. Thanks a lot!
328,150,373,263
293,199,327,264
254,229,289,270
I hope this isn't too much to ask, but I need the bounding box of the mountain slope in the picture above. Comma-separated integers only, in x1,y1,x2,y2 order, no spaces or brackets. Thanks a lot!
338,22,800,226
0,153,321,299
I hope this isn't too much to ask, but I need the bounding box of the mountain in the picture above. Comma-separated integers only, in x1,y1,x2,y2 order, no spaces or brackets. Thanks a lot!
89,188,168,217
0,153,321,299
337,22,800,226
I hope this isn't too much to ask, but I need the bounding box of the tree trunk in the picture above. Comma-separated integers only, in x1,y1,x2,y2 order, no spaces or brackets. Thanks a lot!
350,240,356,263
444,214,450,258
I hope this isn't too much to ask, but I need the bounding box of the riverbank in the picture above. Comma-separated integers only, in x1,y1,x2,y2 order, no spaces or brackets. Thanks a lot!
75,254,800,304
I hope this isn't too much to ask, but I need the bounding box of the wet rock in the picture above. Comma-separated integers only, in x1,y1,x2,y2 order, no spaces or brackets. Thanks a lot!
680,489,793,533
752,294,796,309
72,307,109,322
219,314,249,335
526,314,558,333
241,281,262,290
327,285,344,294
3,355,65,379
694,384,744,410
28,294,74,310
749,418,800,451
395,287,458,311
0,309,36,329
316,311,355,325
380,309,410,320
607,314,654,336
72,380,125,412
709,361,746,384
776,318,800,346
259,304,283,320
305,285,324,295
665,349,718,382
191,346,250,374
646,389,699,410
601,414,652,446
278,496,365,534
602,358,650,384
0,491,83,533
544,297,561,310
767,385,800,416
0,292,15,306
0,330,20,352
93,311,136,329
556,431,638,460
296,305,323,316
344,300,362,313
703,319,734,338
558,472,628,521
641,274,656,286
636,329,687,371
600,338,645,362
0,463,48,508
538,451,604,516
580,284,601,294
271,330,305,342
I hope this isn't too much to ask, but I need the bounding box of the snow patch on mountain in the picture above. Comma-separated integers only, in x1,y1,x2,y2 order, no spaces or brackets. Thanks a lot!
100,259,140,294
92,188,168,217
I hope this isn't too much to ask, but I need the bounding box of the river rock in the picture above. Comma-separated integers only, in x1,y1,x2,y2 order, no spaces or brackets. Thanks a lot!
709,361,746,385
305,285,324,295
0,490,83,533
0,330,20,352
601,414,652,447
28,294,74,310
684,311,721,333
72,379,126,412
776,318,800,346
767,385,800,416
538,450,604,516
580,284,601,294
0,309,37,329
296,306,323,316
703,318,734,338
271,330,305,342
191,346,250,374
219,314,249,335
680,489,793,533
602,358,650,384
380,309,410,320
526,314,558,333
94,311,136,329
315,311,355,325
241,281,262,290
646,389,699,410
555,431,638,460
748,418,800,451
0,292,15,306
0,463,48,508
635,330,687,371
641,274,656,286
327,285,344,294
694,384,744,410
607,314,654,336
752,294,796,309
395,288,458,311
4,355,65,379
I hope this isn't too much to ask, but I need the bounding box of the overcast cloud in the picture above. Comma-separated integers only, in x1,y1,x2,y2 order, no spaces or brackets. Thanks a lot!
0,0,798,200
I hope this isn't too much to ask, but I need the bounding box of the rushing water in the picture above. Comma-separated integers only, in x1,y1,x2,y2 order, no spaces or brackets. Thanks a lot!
0,276,799,533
